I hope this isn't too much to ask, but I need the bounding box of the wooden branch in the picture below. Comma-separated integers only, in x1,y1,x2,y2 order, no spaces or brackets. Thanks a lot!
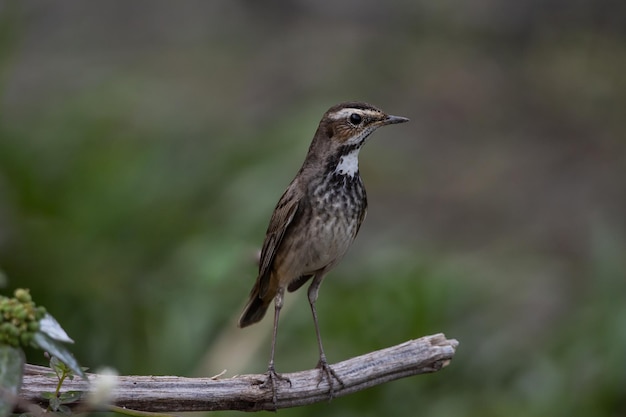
19,333,458,412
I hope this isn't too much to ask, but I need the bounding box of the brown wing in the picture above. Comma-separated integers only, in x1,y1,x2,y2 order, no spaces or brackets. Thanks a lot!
257,183,302,298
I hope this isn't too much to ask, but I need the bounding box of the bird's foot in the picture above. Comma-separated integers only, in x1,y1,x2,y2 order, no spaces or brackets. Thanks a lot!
316,356,344,400
260,366,291,407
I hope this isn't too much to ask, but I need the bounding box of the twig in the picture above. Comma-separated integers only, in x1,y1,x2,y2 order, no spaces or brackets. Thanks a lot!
18,333,458,412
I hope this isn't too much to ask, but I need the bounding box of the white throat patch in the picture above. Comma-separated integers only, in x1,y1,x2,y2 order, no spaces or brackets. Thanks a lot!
334,148,360,177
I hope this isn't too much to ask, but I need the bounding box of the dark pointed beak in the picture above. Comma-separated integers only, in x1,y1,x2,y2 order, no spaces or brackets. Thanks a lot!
383,114,410,125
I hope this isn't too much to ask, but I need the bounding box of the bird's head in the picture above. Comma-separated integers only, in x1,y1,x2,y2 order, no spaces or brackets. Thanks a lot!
320,102,409,148
303,102,409,175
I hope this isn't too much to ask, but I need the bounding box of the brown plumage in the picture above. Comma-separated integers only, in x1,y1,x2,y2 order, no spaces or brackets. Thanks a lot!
238,102,409,404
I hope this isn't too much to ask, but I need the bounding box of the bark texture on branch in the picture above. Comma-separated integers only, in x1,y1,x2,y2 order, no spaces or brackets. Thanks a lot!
19,333,458,412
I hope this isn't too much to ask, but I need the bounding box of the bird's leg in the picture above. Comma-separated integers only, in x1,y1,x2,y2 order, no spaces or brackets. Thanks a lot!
260,287,291,406
308,275,344,400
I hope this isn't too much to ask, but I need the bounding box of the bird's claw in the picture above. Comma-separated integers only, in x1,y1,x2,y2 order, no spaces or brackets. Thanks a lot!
260,367,291,407
316,357,344,400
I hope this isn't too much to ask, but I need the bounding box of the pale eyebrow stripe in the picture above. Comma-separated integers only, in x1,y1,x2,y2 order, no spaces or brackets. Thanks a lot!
327,108,381,120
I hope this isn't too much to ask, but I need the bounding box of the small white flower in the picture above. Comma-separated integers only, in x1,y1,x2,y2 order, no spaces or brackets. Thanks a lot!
88,367,118,407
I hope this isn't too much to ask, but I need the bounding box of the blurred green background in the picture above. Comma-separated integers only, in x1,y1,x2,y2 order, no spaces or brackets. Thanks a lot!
1,1,625,416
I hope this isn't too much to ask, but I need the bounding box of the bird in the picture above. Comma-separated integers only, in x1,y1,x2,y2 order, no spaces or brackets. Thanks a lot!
238,101,409,405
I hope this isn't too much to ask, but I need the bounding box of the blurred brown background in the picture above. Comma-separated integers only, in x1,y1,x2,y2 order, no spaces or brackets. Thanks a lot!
1,1,625,416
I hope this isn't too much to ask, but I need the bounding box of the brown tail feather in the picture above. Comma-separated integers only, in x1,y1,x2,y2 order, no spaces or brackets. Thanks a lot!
238,291,271,328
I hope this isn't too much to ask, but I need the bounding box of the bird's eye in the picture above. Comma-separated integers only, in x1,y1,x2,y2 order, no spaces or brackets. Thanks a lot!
349,113,362,125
